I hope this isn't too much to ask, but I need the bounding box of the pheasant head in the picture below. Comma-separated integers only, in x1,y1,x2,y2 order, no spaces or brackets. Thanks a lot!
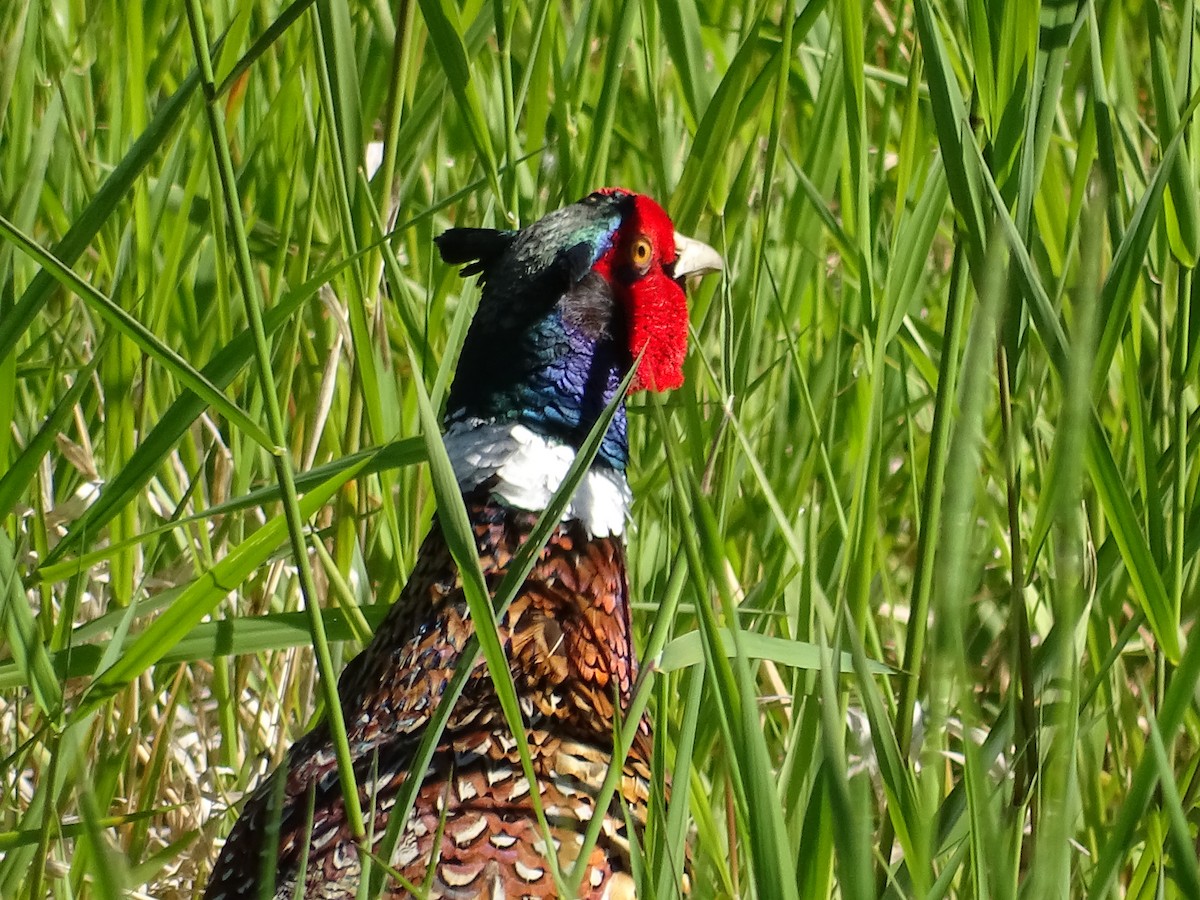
435,190,720,528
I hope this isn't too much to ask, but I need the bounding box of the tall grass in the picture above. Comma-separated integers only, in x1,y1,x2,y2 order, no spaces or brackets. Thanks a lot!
1,1,1197,897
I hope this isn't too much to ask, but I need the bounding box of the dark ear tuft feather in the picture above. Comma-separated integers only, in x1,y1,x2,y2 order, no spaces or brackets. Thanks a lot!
557,242,596,285
435,228,515,278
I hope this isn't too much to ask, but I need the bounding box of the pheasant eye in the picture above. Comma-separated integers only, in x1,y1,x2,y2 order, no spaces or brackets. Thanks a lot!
629,235,653,273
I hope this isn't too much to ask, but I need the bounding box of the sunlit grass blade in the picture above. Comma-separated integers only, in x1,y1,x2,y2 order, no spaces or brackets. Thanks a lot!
1087,616,1200,896
0,807,175,852
0,603,394,691
1096,88,1200,382
670,9,765,230
0,54,206,364
415,0,501,204
79,454,372,715
1027,193,1104,898
0,213,273,450
658,629,890,674
577,0,639,196
0,352,99,522
924,232,1007,897
41,280,313,568
0,530,62,719
33,439,422,584
1147,0,1200,267
965,105,1183,664
1142,699,1200,897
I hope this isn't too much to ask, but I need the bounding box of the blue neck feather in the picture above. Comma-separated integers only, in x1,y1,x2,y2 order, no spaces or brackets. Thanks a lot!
438,191,634,471
444,309,629,470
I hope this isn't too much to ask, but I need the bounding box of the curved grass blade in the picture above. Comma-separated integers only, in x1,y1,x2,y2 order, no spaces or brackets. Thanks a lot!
0,808,173,852
76,454,372,716
0,603,394,691
415,0,500,202
1087,627,1200,898
659,626,891,674
0,50,211,365
40,229,418,570
35,439,424,585
0,531,63,719
0,213,272,450
0,351,100,521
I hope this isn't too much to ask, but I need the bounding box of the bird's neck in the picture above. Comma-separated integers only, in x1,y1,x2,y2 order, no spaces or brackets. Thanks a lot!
441,422,631,537
442,311,633,537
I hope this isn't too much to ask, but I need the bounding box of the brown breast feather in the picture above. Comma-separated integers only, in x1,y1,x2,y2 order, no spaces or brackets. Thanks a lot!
204,490,654,899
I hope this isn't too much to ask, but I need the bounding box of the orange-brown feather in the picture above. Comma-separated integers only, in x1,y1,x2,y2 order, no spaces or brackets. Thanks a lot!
204,490,653,899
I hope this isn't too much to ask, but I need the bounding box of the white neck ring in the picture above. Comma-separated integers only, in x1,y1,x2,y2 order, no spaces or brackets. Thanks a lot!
441,421,632,538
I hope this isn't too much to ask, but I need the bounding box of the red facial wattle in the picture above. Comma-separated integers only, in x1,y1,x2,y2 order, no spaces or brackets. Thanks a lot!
594,193,694,393
624,267,690,392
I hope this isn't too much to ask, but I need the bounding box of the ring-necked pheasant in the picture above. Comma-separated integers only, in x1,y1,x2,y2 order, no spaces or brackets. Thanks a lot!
203,188,722,899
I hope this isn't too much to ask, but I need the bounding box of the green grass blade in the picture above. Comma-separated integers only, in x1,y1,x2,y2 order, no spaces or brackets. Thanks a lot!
658,629,890,675
0,352,99,522
0,213,273,449
415,0,501,203
0,53,207,365
80,455,371,714
0,530,63,719
0,603,394,691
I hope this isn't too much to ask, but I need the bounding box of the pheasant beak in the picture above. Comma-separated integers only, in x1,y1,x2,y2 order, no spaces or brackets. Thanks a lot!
671,232,723,282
